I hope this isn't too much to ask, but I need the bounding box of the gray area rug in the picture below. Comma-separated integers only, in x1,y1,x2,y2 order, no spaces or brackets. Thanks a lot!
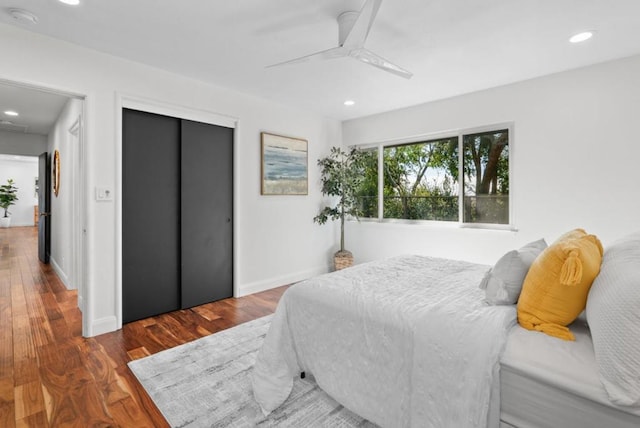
128,315,378,427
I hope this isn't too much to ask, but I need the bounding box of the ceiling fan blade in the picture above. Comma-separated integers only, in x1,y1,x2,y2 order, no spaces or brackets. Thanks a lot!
350,48,413,79
342,0,383,49
267,46,348,68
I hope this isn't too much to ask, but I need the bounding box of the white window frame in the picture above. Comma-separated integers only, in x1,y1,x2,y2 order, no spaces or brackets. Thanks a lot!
354,123,515,230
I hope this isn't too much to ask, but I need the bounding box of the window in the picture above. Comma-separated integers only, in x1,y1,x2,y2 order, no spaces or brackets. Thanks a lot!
356,148,378,218
383,137,459,221
355,126,511,226
462,129,509,224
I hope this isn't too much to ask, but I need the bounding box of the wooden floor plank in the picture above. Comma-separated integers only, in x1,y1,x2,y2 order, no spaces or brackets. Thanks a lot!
15,411,47,428
0,376,15,428
0,226,287,426
14,380,45,420
0,297,13,380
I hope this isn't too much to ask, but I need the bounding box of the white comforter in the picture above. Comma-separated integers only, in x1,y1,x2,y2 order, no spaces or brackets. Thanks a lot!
252,255,516,428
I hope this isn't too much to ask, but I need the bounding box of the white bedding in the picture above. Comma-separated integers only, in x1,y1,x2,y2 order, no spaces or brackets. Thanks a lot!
252,255,517,428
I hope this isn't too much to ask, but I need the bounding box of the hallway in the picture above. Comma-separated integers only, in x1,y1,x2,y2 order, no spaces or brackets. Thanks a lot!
0,226,285,427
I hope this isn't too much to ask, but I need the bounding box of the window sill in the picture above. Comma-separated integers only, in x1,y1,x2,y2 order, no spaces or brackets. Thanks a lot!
459,223,518,232
351,217,518,232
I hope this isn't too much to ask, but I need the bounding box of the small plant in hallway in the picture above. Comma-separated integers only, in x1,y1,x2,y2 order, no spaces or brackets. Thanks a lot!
0,178,19,227
314,147,367,270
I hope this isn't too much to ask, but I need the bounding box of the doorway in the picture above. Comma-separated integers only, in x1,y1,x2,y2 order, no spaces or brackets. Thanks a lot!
0,79,88,334
69,117,86,313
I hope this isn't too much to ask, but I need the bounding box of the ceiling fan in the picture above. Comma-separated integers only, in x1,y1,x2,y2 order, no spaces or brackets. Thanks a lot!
267,0,413,79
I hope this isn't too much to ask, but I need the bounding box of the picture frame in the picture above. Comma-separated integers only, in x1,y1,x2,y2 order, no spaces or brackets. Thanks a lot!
52,149,61,197
261,132,308,195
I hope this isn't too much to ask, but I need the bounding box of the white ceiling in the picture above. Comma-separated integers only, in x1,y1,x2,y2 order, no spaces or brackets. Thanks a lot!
1,0,640,122
0,81,69,135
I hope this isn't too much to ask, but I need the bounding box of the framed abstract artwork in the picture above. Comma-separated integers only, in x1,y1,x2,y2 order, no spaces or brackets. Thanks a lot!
261,132,308,195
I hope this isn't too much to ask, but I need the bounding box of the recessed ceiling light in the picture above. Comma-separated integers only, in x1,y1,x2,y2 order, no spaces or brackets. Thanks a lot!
8,8,38,25
569,31,594,43
344,100,355,106
4,111,19,117
58,0,80,5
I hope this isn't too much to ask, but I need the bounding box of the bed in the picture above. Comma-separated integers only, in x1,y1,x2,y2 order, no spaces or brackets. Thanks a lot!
500,318,640,428
252,255,516,427
251,232,640,427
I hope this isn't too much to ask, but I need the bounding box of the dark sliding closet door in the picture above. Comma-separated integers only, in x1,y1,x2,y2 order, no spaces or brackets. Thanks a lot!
181,120,233,308
122,109,233,323
122,109,181,323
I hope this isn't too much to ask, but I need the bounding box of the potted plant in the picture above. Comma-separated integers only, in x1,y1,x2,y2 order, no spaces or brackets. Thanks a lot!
314,147,367,270
0,179,19,228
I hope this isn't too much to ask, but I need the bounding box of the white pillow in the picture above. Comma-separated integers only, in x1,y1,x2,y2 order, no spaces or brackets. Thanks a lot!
479,239,547,305
587,231,640,406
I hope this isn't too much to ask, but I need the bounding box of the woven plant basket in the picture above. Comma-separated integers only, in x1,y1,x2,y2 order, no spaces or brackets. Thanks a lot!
334,250,354,271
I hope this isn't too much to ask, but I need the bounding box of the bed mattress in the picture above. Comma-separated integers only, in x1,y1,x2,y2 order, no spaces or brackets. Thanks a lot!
499,318,640,428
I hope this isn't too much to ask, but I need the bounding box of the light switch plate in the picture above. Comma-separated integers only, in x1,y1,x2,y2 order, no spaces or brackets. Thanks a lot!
96,187,113,201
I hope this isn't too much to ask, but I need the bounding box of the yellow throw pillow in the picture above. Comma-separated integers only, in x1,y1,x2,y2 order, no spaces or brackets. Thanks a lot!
517,229,603,340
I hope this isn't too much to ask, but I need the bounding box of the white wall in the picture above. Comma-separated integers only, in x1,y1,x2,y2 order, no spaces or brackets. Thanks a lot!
0,155,38,226
48,98,83,288
0,23,340,336
342,54,640,265
0,130,47,156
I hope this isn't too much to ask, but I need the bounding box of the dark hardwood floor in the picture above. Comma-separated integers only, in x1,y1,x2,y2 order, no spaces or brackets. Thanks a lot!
0,226,287,427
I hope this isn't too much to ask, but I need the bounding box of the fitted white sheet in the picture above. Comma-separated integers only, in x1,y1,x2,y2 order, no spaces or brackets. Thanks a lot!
252,255,516,428
500,319,640,427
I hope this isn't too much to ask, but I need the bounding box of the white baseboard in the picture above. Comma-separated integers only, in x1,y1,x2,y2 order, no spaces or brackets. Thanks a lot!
236,265,331,297
89,316,118,337
5,222,36,227
49,256,71,289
